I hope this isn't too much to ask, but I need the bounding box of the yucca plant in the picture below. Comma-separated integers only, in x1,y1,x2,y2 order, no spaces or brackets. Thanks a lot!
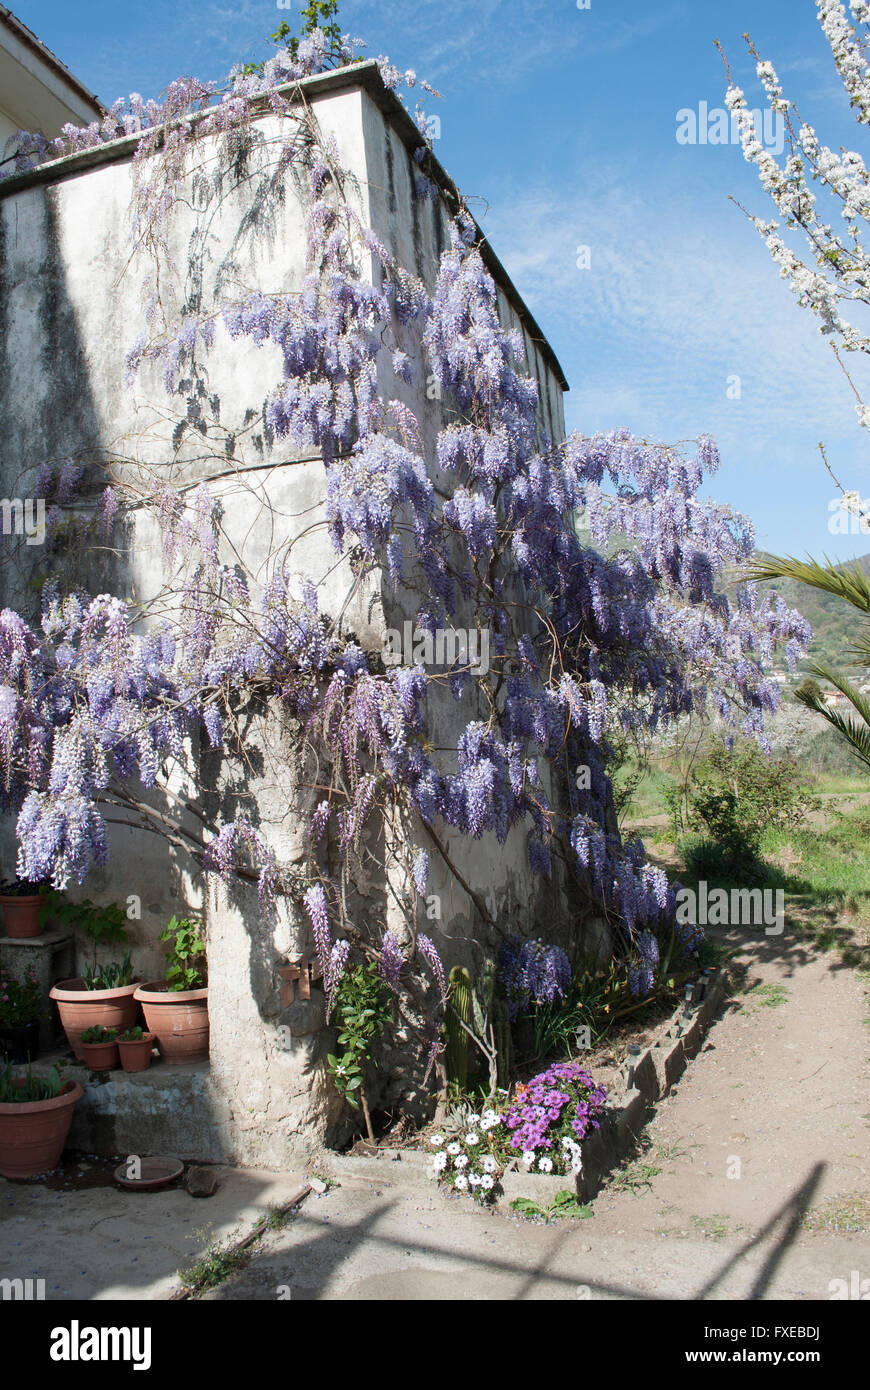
749,555,870,774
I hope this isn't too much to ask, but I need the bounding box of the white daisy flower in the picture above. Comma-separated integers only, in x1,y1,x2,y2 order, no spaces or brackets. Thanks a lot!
465,1132,480,1145
447,1142,461,1156
480,1174,494,1190
454,1154,468,1169
468,1173,481,1186
433,1151,447,1171
522,1150,536,1168
467,1113,481,1126
429,1133,445,1146
454,1174,468,1190
538,1156,553,1173
482,1155,498,1174
562,1137,583,1174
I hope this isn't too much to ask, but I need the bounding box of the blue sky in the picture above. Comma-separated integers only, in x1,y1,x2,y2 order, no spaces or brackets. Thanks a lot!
13,0,870,558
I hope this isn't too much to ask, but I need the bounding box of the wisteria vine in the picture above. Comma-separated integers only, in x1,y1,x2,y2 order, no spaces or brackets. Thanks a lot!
0,24,811,1093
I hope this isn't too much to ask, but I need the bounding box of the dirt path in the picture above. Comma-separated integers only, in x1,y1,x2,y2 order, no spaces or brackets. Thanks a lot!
199,915,870,1301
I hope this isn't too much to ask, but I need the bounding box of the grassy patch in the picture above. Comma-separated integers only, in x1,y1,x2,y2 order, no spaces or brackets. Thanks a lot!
765,808,870,902
740,983,790,1013
691,1213,731,1241
616,765,675,823
607,1157,663,1195
653,1136,696,1165
178,1197,312,1296
801,1191,870,1234
178,1237,250,1294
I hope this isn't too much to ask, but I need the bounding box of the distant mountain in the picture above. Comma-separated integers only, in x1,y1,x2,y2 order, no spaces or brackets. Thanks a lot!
755,550,870,680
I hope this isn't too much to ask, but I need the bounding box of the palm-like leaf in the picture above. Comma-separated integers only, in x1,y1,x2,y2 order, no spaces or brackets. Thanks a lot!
747,553,870,615
795,660,870,774
749,552,870,775
844,629,870,668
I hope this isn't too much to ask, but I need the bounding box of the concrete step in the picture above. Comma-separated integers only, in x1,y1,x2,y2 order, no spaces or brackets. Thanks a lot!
24,1050,228,1162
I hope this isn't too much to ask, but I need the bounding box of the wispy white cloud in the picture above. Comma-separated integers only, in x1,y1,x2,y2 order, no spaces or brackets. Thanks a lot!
576,2,691,56
477,164,870,553
345,0,581,86
481,172,862,454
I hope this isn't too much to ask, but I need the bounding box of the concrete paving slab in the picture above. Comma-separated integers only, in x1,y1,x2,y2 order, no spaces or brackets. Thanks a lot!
0,1164,306,1300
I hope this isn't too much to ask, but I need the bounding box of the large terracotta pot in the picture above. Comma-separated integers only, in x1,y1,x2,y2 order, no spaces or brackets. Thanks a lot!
49,979,143,1060
117,1033,155,1073
0,893,43,939
0,1079,83,1179
133,984,209,1064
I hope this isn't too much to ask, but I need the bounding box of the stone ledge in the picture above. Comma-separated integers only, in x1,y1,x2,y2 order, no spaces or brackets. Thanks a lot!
0,928,73,949
0,932,74,1052
24,1051,229,1163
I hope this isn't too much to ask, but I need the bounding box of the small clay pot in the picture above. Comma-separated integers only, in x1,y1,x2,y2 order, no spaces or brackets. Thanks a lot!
133,984,209,1064
117,1033,156,1073
0,893,44,939
79,1038,120,1071
0,1079,83,1179
49,979,142,1060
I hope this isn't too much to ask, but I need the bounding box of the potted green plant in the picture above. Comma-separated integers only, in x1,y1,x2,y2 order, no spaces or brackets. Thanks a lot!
117,1025,156,1073
78,1025,120,1072
0,1061,83,1179
0,966,45,1063
0,876,48,939
47,895,143,1058
134,917,208,1064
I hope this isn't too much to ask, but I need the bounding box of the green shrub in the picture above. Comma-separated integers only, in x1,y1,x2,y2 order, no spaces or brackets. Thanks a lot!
41,892,132,986
160,917,206,991
326,961,392,1114
688,743,815,866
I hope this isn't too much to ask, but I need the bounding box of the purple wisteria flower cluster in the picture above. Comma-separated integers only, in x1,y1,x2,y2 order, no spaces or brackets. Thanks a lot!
628,928,661,998
499,938,572,1021
503,1062,608,1176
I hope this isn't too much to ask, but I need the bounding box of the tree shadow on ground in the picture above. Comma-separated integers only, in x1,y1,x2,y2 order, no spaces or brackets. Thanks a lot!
199,1162,827,1302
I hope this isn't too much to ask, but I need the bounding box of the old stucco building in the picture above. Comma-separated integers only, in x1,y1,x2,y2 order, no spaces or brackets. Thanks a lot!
0,56,572,1164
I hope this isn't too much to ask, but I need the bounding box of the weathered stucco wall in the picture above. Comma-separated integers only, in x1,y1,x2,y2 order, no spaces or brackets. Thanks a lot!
0,64,573,1165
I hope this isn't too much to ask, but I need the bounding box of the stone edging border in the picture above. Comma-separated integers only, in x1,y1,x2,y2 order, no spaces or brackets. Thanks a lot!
316,968,729,1209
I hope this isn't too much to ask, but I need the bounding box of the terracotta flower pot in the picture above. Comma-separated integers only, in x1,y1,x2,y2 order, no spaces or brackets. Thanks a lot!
133,983,209,1064
0,893,44,939
0,1022,41,1064
49,979,143,1060
0,1079,83,1179
79,1039,120,1072
117,1033,156,1073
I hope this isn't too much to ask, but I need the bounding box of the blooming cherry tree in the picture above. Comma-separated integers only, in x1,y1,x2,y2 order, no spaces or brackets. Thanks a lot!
720,1,870,768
